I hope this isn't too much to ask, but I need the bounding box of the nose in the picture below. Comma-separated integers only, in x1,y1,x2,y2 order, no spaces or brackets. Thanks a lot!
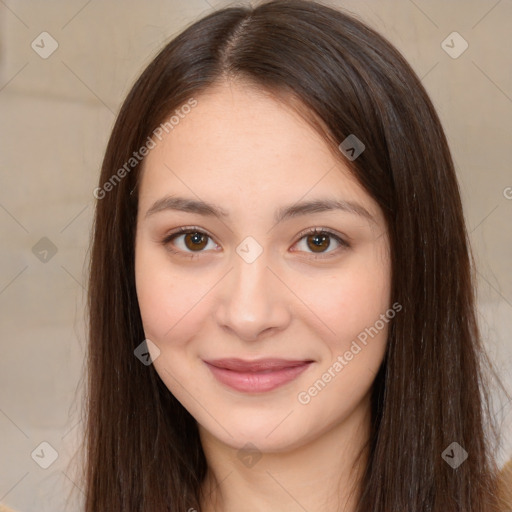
214,250,292,342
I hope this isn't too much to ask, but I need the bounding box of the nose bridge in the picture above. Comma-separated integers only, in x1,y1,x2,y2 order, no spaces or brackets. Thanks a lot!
233,246,271,300
215,243,290,340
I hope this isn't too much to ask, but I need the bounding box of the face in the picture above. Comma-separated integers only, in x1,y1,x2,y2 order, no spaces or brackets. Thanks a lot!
134,81,391,453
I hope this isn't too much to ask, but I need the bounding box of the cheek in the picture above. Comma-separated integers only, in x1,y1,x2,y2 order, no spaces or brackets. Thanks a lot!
294,253,391,415
135,242,206,345
293,244,391,350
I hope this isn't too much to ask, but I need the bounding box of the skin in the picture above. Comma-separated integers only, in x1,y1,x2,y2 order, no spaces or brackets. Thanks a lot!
135,80,391,512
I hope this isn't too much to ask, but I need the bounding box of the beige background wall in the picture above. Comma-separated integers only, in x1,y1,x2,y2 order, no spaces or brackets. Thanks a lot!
0,1,511,510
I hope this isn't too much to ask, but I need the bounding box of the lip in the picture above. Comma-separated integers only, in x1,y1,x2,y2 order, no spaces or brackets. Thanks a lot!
204,358,313,393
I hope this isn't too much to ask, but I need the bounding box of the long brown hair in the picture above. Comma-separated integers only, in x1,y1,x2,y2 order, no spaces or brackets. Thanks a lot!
77,1,509,510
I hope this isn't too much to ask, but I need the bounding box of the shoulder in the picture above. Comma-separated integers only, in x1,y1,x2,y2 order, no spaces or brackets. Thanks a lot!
497,457,512,511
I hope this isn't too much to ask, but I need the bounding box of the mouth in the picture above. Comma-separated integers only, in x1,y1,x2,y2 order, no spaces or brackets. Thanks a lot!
203,358,314,393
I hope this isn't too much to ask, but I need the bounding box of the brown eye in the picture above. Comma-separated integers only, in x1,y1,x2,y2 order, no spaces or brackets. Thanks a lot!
294,228,348,257
306,232,331,253
183,232,208,251
162,228,217,255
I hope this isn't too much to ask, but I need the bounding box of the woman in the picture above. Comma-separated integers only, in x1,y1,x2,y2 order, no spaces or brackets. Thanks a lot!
80,0,511,510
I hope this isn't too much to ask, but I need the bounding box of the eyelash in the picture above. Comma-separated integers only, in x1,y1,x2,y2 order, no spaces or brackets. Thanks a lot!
160,225,350,260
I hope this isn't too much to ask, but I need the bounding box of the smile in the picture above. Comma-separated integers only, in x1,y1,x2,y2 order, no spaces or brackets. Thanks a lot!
203,358,314,393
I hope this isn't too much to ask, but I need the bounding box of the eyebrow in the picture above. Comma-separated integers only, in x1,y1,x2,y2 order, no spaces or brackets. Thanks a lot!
144,195,375,224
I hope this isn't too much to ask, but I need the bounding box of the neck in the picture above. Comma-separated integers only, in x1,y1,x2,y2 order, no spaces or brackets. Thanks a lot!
198,393,372,512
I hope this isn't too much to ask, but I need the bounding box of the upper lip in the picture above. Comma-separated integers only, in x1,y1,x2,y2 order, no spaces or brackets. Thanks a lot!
204,358,313,372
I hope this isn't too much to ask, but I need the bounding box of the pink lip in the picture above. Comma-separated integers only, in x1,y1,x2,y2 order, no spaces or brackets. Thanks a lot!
204,358,313,393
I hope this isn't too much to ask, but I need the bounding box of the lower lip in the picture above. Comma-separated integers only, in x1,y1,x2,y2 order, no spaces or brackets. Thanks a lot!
204,362,312,393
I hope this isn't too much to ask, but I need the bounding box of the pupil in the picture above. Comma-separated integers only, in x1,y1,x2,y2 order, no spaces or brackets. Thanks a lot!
309,233,329,252
186,232,207,250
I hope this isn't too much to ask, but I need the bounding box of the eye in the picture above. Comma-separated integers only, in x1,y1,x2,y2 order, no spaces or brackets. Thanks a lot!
292,228,349,258
161,226,218,257
161,226,349,260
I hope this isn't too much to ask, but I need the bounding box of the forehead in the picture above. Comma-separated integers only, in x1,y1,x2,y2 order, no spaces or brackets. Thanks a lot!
138,81,380,223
